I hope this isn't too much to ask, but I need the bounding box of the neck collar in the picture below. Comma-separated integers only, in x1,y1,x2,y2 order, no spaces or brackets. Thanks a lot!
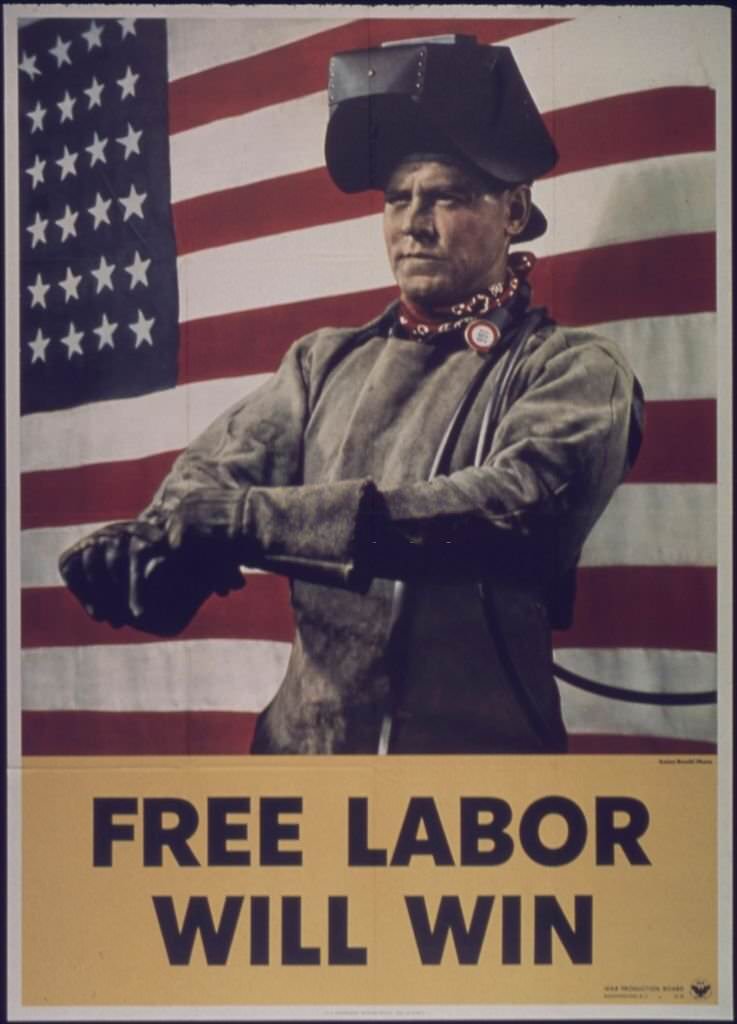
396,251,536,345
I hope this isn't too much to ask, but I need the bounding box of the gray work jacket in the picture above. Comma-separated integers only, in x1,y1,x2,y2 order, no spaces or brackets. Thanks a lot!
143,304,644,754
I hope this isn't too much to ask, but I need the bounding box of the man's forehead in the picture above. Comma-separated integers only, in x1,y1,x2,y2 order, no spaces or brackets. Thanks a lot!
385,155,489,192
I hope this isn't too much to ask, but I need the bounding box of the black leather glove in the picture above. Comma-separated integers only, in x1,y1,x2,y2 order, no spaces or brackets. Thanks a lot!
59,520,168,627
58,516,245,636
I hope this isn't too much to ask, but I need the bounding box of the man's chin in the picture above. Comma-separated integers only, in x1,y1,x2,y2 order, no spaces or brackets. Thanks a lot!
397,277,455,312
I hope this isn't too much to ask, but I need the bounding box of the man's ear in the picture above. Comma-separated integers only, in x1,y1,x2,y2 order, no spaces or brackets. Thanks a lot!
505,184,532,238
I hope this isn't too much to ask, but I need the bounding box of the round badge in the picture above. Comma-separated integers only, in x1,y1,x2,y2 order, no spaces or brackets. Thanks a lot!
464,319,500,353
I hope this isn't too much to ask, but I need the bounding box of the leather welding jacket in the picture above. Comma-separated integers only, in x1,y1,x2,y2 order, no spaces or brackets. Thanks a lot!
142,302,643,754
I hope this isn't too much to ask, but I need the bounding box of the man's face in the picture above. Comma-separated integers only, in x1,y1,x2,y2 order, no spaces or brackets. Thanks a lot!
383,159,527,312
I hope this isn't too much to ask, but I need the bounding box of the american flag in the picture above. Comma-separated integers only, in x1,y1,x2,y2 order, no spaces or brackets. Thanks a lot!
16,8,722,756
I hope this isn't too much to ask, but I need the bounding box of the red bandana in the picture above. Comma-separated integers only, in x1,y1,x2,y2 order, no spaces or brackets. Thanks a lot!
397,251,536,343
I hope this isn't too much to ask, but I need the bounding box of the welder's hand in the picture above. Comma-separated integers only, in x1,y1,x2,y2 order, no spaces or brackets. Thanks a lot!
59,516,246,636
58,520,167,628
165,487,252,563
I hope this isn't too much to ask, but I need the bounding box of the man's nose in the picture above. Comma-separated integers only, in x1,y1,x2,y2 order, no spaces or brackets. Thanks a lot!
402,197,436,238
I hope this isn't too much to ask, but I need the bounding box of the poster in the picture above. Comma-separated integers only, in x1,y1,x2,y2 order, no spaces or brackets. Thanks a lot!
4,3,733,1019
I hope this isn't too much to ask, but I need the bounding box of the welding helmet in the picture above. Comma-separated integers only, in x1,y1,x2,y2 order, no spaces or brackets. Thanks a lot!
325,35,557,241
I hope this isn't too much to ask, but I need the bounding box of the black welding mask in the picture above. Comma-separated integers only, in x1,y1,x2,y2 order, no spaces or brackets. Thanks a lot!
325,35,558,242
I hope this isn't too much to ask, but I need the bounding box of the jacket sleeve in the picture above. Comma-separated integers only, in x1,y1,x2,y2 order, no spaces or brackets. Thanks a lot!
237,332,643,587
137,331,380,589
140,338,313,523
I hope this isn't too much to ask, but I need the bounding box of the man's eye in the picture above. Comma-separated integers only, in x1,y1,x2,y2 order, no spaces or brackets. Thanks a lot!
385,193,408,206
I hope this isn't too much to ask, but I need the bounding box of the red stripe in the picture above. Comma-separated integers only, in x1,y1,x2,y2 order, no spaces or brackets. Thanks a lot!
176,234,714,384
627,399,716,485
545,87,714,179
566,734,717,755
23,566,714,652
21,450,180,531
168,17,564,135
172,88,715,257
553,566,716,652
22,711,258,756
178,286,397,385
21,712,715,757
19,397,717,531
173,167,382,256
533,234,716,328
22,574,294,648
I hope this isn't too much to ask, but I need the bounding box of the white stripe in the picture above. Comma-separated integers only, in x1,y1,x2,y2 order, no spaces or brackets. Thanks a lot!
170,91,326,202
165,8,615,85
22,639,290,712
22,641,715,742
177,212,389,324
167,16,347,81
20,373,270,474
579,485,715,568
536,152,713,259
589,314,716,402
168,8,723,201
21,484,716,589
176,153,714,324
556,648,717,743
165,8,724,100
20,312,714,474
23,523,107,589
510,7,725,111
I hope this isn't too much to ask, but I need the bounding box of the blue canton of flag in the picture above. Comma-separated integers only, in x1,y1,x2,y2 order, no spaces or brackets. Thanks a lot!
19,16,179,414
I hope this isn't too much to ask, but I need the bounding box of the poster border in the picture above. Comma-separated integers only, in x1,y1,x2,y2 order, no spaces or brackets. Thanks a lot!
4,3,733,1021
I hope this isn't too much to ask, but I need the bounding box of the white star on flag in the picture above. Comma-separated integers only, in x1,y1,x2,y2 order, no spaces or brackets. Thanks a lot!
19,51,41,80
81,20,104,51
85,132,108,167
26,101,47,134
125,250,151,289
83,76,105,109
59,266,82,302
49,35,72,68
28,273,51,309
55,205,79,242
57,91,77,124
130,309,155,347
28,328,51,364
26,212,48,248
88,193,112,229
118,183,147,221
55,145,79,181
94,313,118,350
60,322,84,359
116,123,142,160
117,66,140,99
25,155,46,189
118,18,137,38
91,255,116,293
